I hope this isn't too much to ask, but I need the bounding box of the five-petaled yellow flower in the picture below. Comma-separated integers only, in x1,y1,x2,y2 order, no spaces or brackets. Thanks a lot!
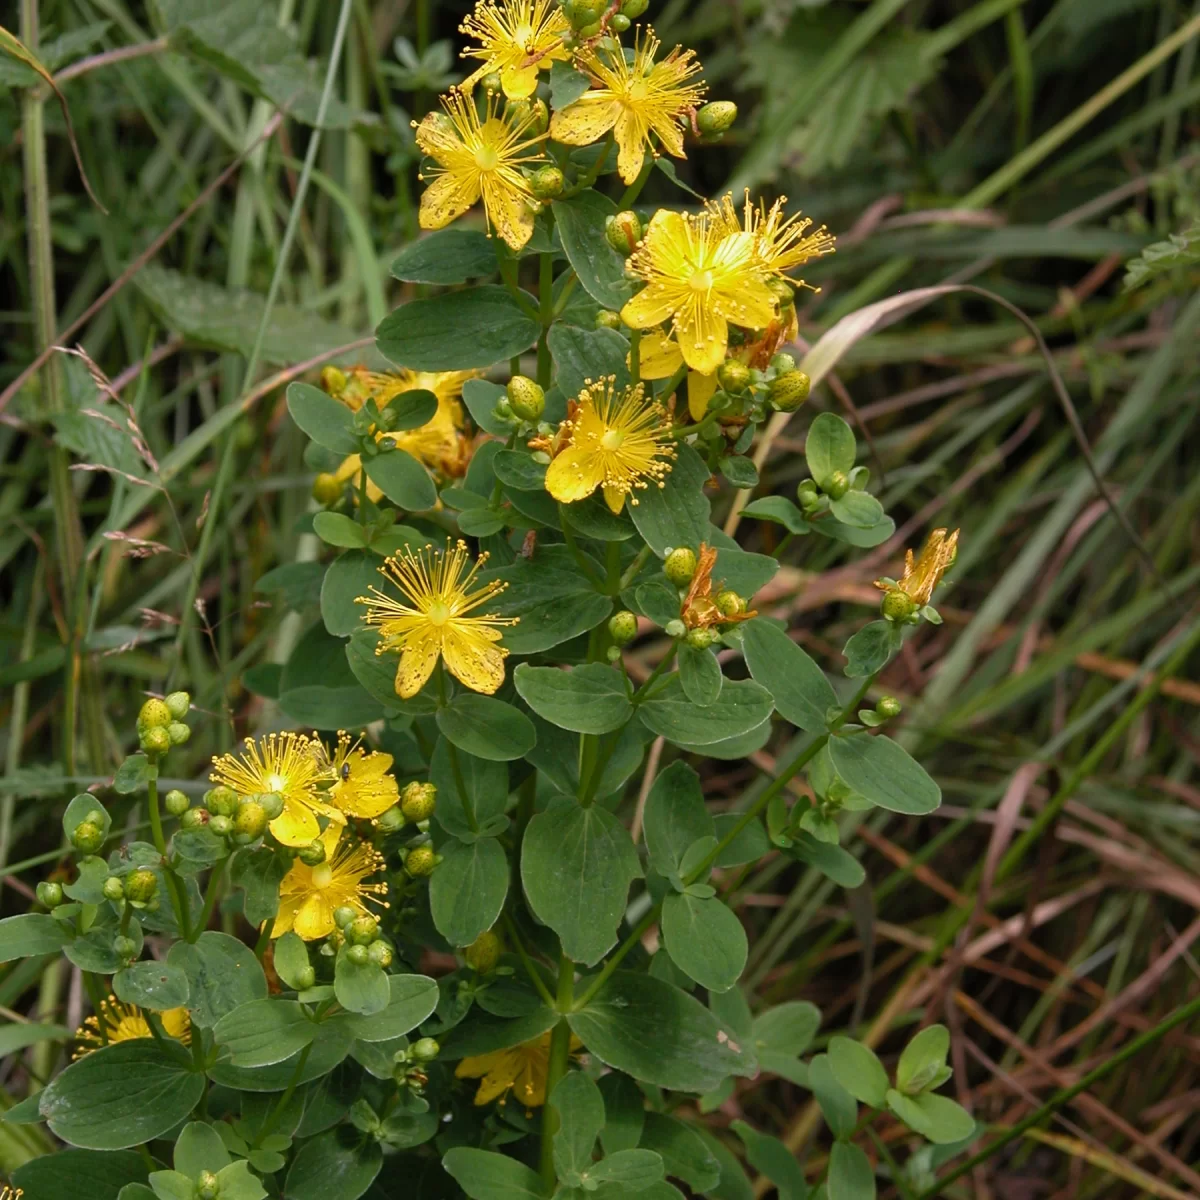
621,209,778,375
415,88,546,251
549,28,705,185
210,733,342,848
325,731,401,821
875,528,960,607
73,996,190,1058
272,823,388,941
459,0,571,99
543,377,676,513
358,540,516,699
707,190,836,279
455,1031,583,1108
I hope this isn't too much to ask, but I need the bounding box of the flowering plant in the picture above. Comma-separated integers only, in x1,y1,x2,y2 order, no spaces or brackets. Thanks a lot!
1,2,971,1197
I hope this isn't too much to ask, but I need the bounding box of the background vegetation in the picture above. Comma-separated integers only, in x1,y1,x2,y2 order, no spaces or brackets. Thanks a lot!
3,0,1200,1194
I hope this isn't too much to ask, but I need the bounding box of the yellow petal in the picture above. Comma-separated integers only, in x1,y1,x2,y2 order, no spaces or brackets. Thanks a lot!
271,895,301,938
602,484,627,514
455,1050,501,1081
675,302,728,375
480,171,535,251
419,171,478,232
621,284,679,330
545,443,606,505
395,633,441,699
613,110,648,185
637,329,683,380
548,95,619,146
293,893,335,941
442,626,508,695
687,370,717,421
500,63,539,99
270,800,319,848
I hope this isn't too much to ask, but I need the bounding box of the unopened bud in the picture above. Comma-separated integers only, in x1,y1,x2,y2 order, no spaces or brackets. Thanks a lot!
411,1036,440,1062
258,792,285,820
464,929,502,973
205,786,239,817
333,905,358,930
167,722,190,746
824,470,849,500
368,940,394,968
139,725,171,756
102,876,124,902
610,12,631,31
529,164,564,200
163,692,189,721
126,868,157,904
881,590,917,623
696,101,738,138
346,943,370,966
664,618,687,640
209,814,233,838
163,789,190,817
686,627,720,649
234,800,268,841
506,376,545,422
313,472,342,505
479,70,503,93
180,807,210,831
714,590,745,617
768,278,796,309
401,781,438,823
113,935,138,960
767,369,810,412
321,365,348,396
620,0,649,14
298,839,327,867
348,916,379,946
605,210,642,256
405,845,437,877
374,805,406,833
36,880,63,908
196,1170,220,1200
797,480,820,510
71,821,104,855
664,546,697,586
137,698,172,731
876,696,903,719
295,964,316,990
608,610,638,646
595,309,622,330
717,360,751,394
770,352,797,374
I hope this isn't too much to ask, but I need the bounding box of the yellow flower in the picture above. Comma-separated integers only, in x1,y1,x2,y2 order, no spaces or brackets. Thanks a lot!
707,190,835,279
415,88,546,251
210,733,343,848
875,528,960,607
456,1031,583,1108
357,540,516,699
543,376,676,513
549,28,705,185
272,823,388,941
637,329,718,422
621,209,778,375
326,731,400,821
459,0,571,99
73,996,190,1058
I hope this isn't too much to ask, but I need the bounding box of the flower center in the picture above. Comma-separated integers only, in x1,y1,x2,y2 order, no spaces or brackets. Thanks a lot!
427,600,452,626
600,429,625,452
473,145,500,171
267,773,287,792
626,79,649,103
311,864,334,889
688,269,714,292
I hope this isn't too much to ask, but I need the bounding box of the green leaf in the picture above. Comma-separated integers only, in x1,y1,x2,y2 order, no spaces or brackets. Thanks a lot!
312,511,368,548
741,496,809,534
462,378,512,436
458,507,509,537
63,856,110,903
256,561,324,611
437,694,536,761
586,1149,665,1191
213,998,315,1067
522,802,641,966
336,973,438,1043
430,737,509,838
789,833,866,888
429,836,509,947
629,444,711,557
344,628,407,713
828,734,941,815
206,1021,350,1092
363,445,438,511
638,1113,720,1193
0,913,70,962
334,945,389,1015
1124,221,1200,290
494,449,548,491
0,1020,71,1058
320,550,376,636
805,413,857,486
885,1090,975,1145
813,514,895,548
677,643,722,707
896,1024,950,1095
643,762,714,883
13,1150,149,1200
514,663,632,734
731,1122,809,1200
552,191,634,311
376,285,540,371
112,755,151,795
113,961,190,1012
828,1037,889,1107
829,490,884,529
753,1001,821,1064
598,1073,645,1156
568,971,755,1093
272,932,311,991
39,1041,204,1150
808,1054,858,1139
285,1128,382,1200
229,851,288,926
174,1122,231,1176
64,792,111,840
827,1142,875,1200
279,620,385,727
549,60,592,109
842,621,901,679
443,1147,547,1200
712,813,771,867
632,579,681,627
741,618,837,732
548,323,630,399
391,228,497,284
661,892,747,993
719,456,759,488
552,1071,605,1182
639,676,774,747
287,382,359,455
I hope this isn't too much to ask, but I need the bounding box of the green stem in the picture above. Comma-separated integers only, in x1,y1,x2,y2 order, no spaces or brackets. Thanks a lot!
537,252,554,388
655,362,688,405
618,155,654,208
252,1042,313,1148
501,913,556,1010
197,859,227,937
618,545,653,591
557,505,604,585
147,771,191,939
540,953,575,1187
631,642,679,703
436,664,478,832
628,329,641,385
561,132,613,197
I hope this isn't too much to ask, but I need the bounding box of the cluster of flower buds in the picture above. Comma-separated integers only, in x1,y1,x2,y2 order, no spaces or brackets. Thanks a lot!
136,692,191,759
392,1034,441,1093
328,909,395,969
179,783,276,846
560,0,646,39
796,460,871,516
657,545,749,649
374,780,440,880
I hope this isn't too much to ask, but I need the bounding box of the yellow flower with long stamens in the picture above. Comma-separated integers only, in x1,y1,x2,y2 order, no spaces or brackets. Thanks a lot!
549,28,706,185
875,528,960,608
455,1032,584,1108
415,88,546,251
326,732,401,821
543,377,676,513
211,733,342,848
271,823,388,941
459,0,571,99
621,209,778,375
73,996,190,1058
708,190,835,279
357,540,516,699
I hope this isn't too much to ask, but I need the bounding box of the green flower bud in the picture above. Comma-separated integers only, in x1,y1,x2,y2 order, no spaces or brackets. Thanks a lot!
377,435,397,452
137,698,172,730
368,940,394,968
411,1036,441,1062
333,905,358,930
506,375,545,422
696,100,738,137
610,12,631,31
205,786,239,817
685,626,719,649
714,589,745,617
258,791,285,820
824,470,849,500
606,645,622,663
569,0,607,29
717,360,751,394
876,696,903,719
346,943,370,967
479,70,503,93
608,610,638,647
663,545,697,586
166,722,190,746
321,365,348,395
295,964,316,991
234,800,268,841
71,821,104,855
768,277,796,309
529,164,564,200
494,397,515,424
664,618,687,640
36,880,63,908
401,781,438,824
770,352,797,374
464,929,502,974
163,789,190,817
620,0,649,14
767,369,811,413
797,480,820,510
209,814,233,838
298,839,327,867
126,868,158,904
180,807,210,831
605,210,642,256
374,805,406,834
312,472,342,505
405,845,437,877
348,916,379,946
164,691,190,720
881,590,917,623
102,875,125,902
139,725,171,756
113,935,138,960
196,1169,220,1200
594,310,623,331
